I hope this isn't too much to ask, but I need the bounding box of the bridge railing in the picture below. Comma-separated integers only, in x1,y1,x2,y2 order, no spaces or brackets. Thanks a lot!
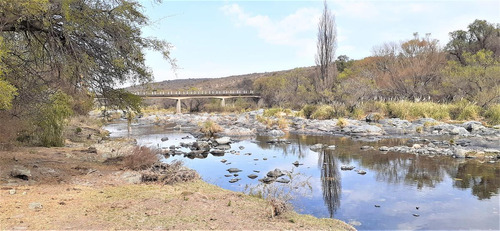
132,90,256,96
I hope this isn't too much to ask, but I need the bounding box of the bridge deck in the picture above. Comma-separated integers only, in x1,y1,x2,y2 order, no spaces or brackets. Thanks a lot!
133,90,259,98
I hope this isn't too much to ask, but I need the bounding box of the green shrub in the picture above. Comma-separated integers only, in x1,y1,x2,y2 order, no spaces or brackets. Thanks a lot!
300,104,317,119
311,105,335,120
484,104,500,125
36,91,73,147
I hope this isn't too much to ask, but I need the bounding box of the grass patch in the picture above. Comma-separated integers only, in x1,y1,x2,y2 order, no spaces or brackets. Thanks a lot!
484,104,500,125
337,118,349,128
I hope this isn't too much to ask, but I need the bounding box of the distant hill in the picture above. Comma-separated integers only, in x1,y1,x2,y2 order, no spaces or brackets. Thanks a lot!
126,66,315,92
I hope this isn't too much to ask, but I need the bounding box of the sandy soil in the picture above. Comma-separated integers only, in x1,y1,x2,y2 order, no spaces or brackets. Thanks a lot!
0,143,354,230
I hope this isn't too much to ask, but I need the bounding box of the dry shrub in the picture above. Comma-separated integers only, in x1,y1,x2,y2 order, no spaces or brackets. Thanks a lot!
268,198,291,218
122,146,159,170
199,120,223,136
141,161,199,185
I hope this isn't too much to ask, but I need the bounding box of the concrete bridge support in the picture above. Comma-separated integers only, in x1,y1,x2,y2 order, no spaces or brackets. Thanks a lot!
176,99,181,114
221,98,226,107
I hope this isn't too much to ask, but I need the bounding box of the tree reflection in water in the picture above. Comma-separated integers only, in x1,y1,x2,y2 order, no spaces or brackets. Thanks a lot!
318,149,341,218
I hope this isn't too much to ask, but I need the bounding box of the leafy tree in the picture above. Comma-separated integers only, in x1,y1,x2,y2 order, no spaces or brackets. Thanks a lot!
253,68,316,108
0,0,173,145
442,49,500,107
446,19,499,65
335,55,354,73
315,0,337,96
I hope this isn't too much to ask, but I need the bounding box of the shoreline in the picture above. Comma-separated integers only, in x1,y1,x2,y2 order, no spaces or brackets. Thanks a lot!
0,114,355,230
135,109,500,161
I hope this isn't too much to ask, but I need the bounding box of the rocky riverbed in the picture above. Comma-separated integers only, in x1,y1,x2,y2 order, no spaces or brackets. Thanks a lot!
136,110,500,161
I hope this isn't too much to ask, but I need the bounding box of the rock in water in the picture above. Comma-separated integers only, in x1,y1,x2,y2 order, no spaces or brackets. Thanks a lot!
227,168,242,173
276,178,290,183
266,169,285,178
356,170,367,175
247,174,258,179
340,165,355,171
215,137,231,145
310,144,323,151
161,137,169,142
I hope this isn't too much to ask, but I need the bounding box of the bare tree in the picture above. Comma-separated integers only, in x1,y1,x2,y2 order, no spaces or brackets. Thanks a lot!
315,0,337,95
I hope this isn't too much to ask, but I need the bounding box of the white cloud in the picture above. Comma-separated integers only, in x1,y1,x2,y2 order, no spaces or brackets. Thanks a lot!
221,4,320,50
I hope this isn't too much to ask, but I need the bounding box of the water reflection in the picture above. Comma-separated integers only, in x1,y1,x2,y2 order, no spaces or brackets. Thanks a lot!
449,161,500,200
105,123,500,230
319,149,341,218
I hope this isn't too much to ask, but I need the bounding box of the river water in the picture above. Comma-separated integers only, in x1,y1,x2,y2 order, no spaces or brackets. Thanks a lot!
105,122,500,230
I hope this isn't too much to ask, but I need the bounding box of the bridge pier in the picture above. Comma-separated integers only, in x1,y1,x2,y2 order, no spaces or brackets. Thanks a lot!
221,98,226,107
176,99,181,114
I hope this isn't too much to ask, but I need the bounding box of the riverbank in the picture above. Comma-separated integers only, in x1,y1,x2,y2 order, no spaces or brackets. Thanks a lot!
0,117,354,230
138,109,500,161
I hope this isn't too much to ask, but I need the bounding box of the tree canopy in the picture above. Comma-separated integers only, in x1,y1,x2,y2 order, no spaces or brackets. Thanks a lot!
0,0,173,146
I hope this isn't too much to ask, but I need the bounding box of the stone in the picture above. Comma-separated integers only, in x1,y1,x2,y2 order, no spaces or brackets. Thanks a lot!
450,127,469,136
268,129,285,137
361,145,373,150
260,177,275,184
266,169,285,178
247,174,258,179
341,165,355,171
215,137,231,145
10,165,31,180
229,178,240,183
350,125,383,135
227,168,242,173
276,178,290,183
453,147,468,158
412,144,422,149
292,161,302,166
365,113,378,122
379,146,390,152
462,121,484,132
326,145,336,150
28,202,43,210
310,144,323,151
356,170,367,175
120,171,142,184
9,189,16,195
210,149,225,156
160,137,169,142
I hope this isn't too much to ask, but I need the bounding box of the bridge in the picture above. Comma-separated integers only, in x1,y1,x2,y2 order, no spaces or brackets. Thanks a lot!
132,90,260,113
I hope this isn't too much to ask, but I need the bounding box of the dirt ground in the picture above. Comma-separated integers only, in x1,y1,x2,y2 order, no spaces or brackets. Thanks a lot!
0,141,354,230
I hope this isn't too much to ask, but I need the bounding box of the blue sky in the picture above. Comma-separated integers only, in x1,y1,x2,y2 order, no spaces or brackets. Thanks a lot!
139,0,499,83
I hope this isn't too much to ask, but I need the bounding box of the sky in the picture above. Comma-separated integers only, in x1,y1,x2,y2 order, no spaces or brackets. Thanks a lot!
138,0,499,83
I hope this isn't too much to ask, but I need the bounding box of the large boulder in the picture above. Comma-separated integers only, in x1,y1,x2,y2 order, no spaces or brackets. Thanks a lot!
215,137,231,145
266,168,285,178
10,165,31,180
349,125,383,135
462,121,485,133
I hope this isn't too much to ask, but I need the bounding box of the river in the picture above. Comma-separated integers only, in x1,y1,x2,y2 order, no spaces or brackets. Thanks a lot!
105,122,500,230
